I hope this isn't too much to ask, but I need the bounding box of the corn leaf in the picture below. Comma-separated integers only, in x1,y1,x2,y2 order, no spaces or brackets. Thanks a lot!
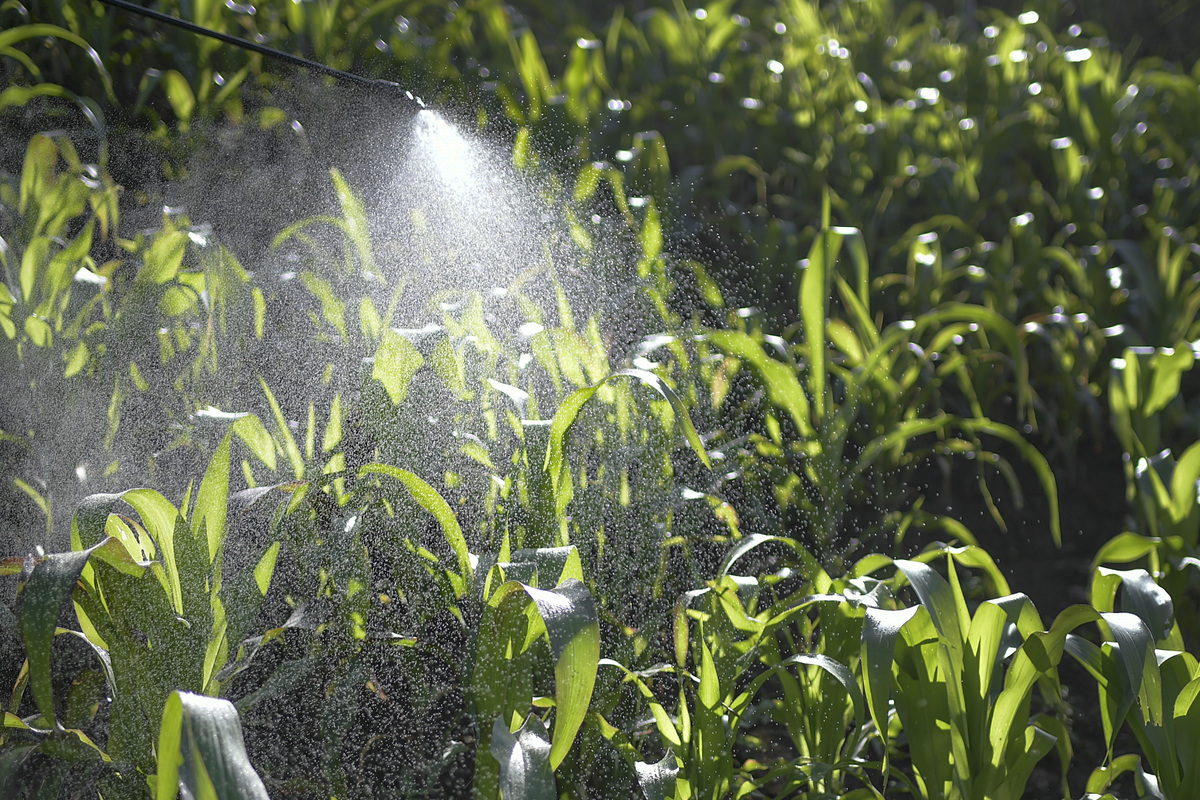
490,714,555,800
359,463,472,594
154,691,268,800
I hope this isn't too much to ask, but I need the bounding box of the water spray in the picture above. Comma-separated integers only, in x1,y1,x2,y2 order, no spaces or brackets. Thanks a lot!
95,0,426,108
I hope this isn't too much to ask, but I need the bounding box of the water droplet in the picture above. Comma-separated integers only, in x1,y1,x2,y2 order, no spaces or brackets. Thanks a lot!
576,38,601,49
939,70,954,82
1087,186,1104,199
1050,136,1073,149
767,59,784,74
1018,11,1039,24
984,25,999,38
1064,47,1092,62
693,8,707,19
1008,49,1029,63
707,72,726,84
740,97,763,109
774,22,787,34
853,100,868,113
916,87,940,103
959,117,976,130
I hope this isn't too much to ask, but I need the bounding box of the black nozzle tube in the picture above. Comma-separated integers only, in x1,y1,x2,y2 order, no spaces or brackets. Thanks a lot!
95,0,421,104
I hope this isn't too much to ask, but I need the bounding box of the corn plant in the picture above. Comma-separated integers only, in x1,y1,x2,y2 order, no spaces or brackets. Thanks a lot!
705,206,1060,565
860,546,1072,800
1098,340,1200,643
470,548,599,800
1065,566,1200,799
1,421,278,797
0,21,114,128
588,533,888,800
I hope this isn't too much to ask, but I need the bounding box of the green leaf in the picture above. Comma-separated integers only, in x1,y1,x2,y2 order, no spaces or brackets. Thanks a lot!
861,605,921,772
544,368,709,514
0,25,112,97
258,377,304,479
1101,611,1160,732
894,558,964,651
800,211,839,421
15,542,104,726
1171,441,1200,524
960,418,1062,546
155,691,268,800
490,714,555,800
372,328,425,405
707,329,813,437
1098,567,1174,641
698,639,720,710
191,434,230,565
1093,532,1162,570
633,749,678,800
718,533,826,586
161,70,195,124
515,579,599,768
359,463,472,594
254,542,280,597
329,168,375,274
137,229,189,285
300,271,348,340
780,653,865,730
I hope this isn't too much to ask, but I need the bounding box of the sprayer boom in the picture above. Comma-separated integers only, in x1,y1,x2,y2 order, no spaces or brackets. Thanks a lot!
95,0,424,107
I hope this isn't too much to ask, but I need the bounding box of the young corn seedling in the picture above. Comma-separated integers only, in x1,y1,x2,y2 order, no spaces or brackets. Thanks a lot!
1069,565,1200,799
2,424,278,797
861,546,1070,800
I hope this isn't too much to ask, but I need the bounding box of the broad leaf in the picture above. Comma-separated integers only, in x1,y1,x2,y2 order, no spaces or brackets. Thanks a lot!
155,691,268,800
490,714,555,800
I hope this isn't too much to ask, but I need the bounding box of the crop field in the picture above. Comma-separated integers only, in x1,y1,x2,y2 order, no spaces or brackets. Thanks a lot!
2,1,1200,798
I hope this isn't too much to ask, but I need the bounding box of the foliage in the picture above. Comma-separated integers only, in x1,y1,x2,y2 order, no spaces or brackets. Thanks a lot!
703,204,1060,564
5,0,1200,798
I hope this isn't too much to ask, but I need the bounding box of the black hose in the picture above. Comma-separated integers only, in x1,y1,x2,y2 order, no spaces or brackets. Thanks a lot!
94,0,423,105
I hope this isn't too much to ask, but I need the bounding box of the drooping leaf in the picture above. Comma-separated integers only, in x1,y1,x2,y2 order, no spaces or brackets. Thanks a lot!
543,368,709,514
634,749,679,800
359,463,472,594
490,714,555,800
15,542,103,726
155,691,268,800
707,329,813,437
861,605,921,771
